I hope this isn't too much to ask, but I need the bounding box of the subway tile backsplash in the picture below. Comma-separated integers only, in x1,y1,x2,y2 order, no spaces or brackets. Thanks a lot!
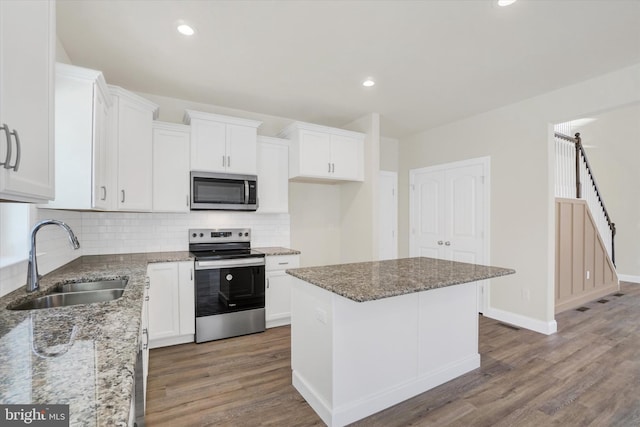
0,208,290,296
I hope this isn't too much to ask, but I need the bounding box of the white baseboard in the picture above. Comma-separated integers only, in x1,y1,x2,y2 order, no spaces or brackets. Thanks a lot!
618,274,640,284
484,307,557,335
149,334,194,349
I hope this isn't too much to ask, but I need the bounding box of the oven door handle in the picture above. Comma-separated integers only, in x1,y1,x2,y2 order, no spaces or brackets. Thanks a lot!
195,258,265,270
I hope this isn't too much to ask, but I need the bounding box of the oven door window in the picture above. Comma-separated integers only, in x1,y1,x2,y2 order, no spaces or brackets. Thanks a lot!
196,265,265,316
193,177,246,205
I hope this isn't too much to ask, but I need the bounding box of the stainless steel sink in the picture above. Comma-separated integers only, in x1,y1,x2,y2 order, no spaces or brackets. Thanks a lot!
8,289,125,311
54,279,128,293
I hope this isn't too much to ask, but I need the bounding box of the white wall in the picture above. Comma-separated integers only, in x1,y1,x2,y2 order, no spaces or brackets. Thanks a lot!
399,64,640,334
380,136,399,172
289,183,342,267
577,103,640,280
340,113,381,264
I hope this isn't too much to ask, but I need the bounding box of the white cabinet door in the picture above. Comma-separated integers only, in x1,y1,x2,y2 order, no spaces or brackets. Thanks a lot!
178,261,195,335
298,130,332,178
0,0,55,202
190,119,226,172
265,254,300,328
152,122,190,212
257,137,289,213
147,263,181,342
142,277,150,409
186,110,261,174
111,87,157,211
330,134,362,181
92,85,111,209
226,124,257,174
147,261,195,348
266,271,293,327
45,64,112,211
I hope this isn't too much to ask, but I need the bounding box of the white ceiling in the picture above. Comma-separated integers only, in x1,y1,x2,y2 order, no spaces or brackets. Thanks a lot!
57,0,640,138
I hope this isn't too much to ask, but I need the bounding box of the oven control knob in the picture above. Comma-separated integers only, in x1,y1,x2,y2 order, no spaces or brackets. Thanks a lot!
199,233,204,237
238,232,242,237
244,232,249,237
192,233,196,238
226,274,233,281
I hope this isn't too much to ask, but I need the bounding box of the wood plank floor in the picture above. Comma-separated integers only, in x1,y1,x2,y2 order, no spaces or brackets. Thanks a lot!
146,282,640,426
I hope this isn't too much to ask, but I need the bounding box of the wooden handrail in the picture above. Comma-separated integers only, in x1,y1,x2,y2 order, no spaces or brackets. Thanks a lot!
555,131,616,264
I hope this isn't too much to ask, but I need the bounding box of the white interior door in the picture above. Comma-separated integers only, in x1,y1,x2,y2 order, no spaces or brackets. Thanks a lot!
378,171,398,260
410,157,489,312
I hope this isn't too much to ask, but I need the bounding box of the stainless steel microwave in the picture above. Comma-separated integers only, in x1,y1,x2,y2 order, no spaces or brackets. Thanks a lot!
190,171,258,211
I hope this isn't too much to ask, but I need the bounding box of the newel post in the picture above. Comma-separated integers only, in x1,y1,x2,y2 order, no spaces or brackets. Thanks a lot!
574,132,582,199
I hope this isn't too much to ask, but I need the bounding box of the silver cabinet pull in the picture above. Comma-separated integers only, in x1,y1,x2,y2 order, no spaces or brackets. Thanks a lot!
328,162,331,173
186,195,189,207
445,241,451,246
190,268,193,281
145,277,150,289
1,124,11,168
332,163,335,173
437,241,443,245
121,190,125,203
267,278,270,289
101,186,107,201
278,262,289,265
227,156,231,168
222,155,226,167
9,129,20,171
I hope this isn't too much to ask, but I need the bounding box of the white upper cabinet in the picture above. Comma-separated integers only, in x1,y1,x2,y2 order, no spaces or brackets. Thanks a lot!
257,136,289,213
109,86,158,211
184,110,261,175
152,121,190,212
0,0,55,202
279,122,364,183
46,63,112,210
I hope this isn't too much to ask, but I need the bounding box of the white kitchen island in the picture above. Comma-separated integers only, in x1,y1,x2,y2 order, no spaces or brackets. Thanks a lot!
286,257,514,427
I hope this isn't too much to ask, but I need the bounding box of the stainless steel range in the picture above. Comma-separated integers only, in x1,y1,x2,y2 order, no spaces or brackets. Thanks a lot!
189,228,266,343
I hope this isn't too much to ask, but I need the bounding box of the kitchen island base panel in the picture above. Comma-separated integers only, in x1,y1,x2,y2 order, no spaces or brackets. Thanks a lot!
291,278,480,427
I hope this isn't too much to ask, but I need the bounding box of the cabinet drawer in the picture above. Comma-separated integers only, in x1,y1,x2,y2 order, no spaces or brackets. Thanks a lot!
266,255,300,271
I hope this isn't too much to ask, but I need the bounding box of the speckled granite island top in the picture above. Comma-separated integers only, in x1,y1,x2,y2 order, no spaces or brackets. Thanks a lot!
0,251,192,427
286,257,515,302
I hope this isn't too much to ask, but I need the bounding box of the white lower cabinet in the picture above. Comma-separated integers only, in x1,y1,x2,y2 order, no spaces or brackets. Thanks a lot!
265,254,300,328
142,277,150,410
147,261,195,348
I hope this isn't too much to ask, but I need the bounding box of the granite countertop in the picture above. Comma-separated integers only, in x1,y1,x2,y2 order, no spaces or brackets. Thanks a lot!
254,247,301,256
0,251,192,426
286,257,515,302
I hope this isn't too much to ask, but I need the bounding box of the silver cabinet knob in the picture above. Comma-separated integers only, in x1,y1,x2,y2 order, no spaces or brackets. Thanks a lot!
445,241,451,246
437,241,443,245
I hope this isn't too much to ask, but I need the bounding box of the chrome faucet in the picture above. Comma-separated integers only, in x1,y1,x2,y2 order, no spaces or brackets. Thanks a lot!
26,219,80,292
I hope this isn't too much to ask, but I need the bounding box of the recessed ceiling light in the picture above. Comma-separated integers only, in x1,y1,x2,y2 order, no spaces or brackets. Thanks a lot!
497,0,517,6
362,79,375,87
177,24,195,36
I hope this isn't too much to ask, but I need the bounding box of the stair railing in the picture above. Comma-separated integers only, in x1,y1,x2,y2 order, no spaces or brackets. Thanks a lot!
555,131,616,265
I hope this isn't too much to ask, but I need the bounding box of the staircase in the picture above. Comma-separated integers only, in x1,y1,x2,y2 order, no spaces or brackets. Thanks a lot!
554,131,619,313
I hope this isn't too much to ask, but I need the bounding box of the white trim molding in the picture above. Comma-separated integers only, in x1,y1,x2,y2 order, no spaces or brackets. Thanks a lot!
484,307,558,335
618,274,640,284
